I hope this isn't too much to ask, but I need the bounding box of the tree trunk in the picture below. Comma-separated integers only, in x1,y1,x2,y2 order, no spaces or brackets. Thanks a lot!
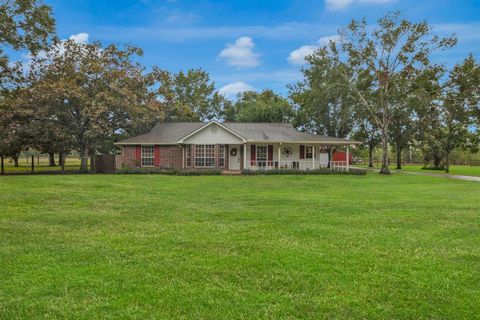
13,155,19,167
368,143,374,168
1,155,4,175
396,146,402,170
60,152,65,173
48,152,55,166
445,153,450,173
379,130,390,174
80,149,88,173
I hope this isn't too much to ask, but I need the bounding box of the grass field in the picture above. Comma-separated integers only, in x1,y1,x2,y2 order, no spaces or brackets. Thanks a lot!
1,174,479,319
398,164,480,177
1,157,84,174
356,163,480,177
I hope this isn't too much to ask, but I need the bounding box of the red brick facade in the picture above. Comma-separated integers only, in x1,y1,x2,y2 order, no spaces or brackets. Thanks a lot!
159,145,183,168
120,145,140,168
120,144,230,170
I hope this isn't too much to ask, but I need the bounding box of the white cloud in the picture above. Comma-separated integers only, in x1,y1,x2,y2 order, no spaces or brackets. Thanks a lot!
69,32,89,44
218,36,260,68
219,81,255,98
287,35,339,65
325,0,354,10
287,45,318,65
325,0,395,10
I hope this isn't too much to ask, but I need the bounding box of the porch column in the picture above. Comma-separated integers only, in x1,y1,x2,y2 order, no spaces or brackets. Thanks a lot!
312,145,315,169
243,144,247,170
278,143,281,168
346,145,350,172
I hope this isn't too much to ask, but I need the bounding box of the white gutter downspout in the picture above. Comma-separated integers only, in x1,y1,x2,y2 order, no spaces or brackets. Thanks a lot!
346,145,350,172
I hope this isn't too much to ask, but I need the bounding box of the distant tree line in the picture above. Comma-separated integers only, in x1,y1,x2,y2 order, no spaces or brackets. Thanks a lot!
0,2,479,173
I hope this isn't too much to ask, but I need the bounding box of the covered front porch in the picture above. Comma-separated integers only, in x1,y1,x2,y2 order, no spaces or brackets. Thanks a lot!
240,143,353,172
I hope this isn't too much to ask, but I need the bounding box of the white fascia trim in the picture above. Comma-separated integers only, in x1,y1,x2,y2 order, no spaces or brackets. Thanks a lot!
114,142,178,146
246,140,362,145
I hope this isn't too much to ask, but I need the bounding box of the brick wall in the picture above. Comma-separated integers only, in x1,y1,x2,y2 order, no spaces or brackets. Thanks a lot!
120,146,140,168
120,144,232,170
159,145,183,169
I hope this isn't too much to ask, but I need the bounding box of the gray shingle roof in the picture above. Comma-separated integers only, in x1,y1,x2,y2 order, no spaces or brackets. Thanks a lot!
117,122,205,144
115,122,360,145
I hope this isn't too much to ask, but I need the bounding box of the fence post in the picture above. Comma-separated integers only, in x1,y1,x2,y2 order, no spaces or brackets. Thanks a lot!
1,155,4,175
31,155,34,173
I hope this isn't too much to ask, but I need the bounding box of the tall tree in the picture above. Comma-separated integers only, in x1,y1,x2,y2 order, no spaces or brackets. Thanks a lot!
0,0,55,87
410,66,445,168
0,88,31,166
332,11,456,174
389,104,414,169
0,0,55,163
225,89,295,123
27,39,149,172
353,116,381,167
149,68,228,123
290,46,355,137
439,56,480,172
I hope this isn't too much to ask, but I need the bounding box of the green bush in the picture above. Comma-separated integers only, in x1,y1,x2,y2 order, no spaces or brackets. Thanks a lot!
241,168,367,176
116,167,222,176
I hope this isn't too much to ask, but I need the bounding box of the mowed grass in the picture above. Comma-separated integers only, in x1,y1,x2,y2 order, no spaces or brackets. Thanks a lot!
0,174,479,319
399,164,480,177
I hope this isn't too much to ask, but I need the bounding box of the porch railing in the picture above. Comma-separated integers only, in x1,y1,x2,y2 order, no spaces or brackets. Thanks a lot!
246,160,349,171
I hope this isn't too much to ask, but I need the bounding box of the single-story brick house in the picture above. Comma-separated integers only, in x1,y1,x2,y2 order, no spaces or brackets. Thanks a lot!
115,122,361,172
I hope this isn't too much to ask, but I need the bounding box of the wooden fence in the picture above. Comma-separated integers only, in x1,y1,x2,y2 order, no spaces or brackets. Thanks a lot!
93,154,116,174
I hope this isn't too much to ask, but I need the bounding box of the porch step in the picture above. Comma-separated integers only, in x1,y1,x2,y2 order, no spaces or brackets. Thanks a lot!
222,170,242,175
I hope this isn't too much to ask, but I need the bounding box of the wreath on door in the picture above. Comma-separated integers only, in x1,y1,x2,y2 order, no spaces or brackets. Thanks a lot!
282,146,293,158
230,148,238,156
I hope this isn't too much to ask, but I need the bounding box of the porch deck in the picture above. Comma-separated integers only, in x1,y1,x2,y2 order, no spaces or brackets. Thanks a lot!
245,160,350,171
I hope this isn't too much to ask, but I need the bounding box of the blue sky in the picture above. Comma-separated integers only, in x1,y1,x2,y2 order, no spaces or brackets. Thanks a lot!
39,0,480,97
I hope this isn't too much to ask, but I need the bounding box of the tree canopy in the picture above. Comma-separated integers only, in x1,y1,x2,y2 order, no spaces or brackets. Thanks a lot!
224,89,295,123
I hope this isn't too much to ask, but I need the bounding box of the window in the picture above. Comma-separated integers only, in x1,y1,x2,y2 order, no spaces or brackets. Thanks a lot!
219,145,225,167
305,146,313,159
256,145,267,166
195,145,215,167
186,146,191,167
141,145,154,166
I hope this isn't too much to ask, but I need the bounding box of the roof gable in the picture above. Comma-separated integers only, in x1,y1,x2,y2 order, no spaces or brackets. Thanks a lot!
179,122,245,144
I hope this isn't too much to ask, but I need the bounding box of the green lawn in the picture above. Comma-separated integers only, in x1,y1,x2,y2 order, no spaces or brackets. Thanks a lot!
398,164,480,177
1,174,479,319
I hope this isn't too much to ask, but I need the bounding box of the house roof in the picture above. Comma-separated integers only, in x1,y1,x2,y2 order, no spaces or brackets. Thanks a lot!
115,122,361,145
